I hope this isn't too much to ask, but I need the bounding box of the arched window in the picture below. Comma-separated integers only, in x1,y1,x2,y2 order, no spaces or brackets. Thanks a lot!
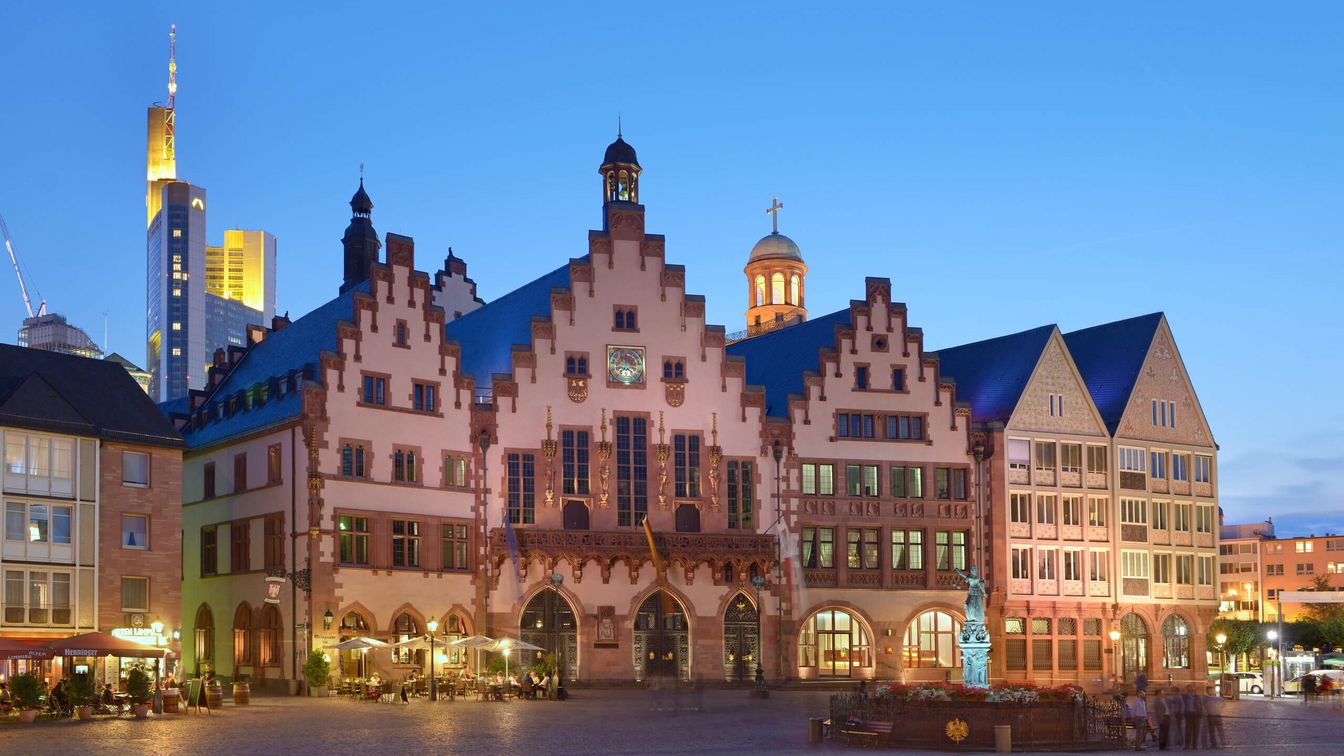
617,171,630,201
771,273,785,304
446,614,469,667
606,172,617,202
392,613,421,665
233,603,253,666
259,604,282,667
903,610,963,669
194,604,214,671
1120,613,1151,681
799,608,871,677
754,276,766,307
521,589,578,681
339,611,369,635
790,274,801,305
1161,614,1190,669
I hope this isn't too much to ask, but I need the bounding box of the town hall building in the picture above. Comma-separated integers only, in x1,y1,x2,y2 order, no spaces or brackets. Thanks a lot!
169,134,1218,691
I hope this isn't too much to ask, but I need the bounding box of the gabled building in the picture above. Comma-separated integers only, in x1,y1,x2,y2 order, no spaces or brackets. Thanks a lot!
935,325,1118,689
728,281,978,682
1065,313,1220,686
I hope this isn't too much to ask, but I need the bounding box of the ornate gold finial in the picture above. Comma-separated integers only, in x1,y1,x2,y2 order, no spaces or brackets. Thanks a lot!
658,411,665,444
600,408,608,443
711,412,718,447
545,405,553,441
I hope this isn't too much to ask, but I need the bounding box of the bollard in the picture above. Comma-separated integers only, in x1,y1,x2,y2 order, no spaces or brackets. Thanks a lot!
995,724,1012,753
809,717,824,743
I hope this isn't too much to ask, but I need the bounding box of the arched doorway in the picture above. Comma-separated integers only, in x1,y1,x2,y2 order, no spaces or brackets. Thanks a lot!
193,604,214,675
1161,614,1190,670
634,591,689,680
902,610,963,670
337,610,371,680
1120,613,1150,683
258,604,282,673
520,588,578,682
722,593,759,682
444,613,470,670
563,500,589,530
675,504,701,533
799,608,871,678
391,613,422,666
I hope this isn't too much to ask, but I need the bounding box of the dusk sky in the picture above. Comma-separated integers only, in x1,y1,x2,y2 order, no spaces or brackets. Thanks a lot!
1,2,1340,535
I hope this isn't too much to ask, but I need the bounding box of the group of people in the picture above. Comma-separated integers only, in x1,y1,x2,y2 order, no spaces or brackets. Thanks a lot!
0,678,131,716
1124,683,1226,751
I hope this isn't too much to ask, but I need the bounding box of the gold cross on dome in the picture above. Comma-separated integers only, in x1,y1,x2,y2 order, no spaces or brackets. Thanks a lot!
766,196,783,233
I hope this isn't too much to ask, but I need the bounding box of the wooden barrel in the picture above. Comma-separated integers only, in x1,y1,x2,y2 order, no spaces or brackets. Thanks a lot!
232,681,251,705
205,682,224,709
162,688,180,713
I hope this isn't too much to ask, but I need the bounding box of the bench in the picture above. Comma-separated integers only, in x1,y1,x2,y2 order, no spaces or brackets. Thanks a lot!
838,720,894,747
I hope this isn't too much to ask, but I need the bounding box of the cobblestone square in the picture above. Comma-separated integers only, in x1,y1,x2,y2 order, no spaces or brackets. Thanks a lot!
3,690,1344,755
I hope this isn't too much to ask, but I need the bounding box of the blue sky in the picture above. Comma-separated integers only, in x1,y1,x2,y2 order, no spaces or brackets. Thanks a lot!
1,2,1340,536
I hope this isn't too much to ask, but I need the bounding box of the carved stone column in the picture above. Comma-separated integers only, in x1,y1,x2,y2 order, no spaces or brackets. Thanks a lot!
655,411,670,509
542,405,557,506
596,408,612,508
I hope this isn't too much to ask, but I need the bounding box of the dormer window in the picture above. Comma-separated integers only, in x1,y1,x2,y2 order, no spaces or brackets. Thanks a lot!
613,306,638,331
565,353,590,377
662,358,686,381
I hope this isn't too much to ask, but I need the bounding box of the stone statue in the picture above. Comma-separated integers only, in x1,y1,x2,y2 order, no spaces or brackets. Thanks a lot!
954,565,986,624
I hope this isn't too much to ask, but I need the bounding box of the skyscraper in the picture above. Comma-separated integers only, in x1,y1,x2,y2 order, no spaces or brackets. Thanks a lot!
143,26,277,401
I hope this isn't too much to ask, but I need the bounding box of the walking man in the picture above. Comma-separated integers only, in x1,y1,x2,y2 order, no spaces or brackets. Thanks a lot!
1168,683,1184,748
1127,690,1150,751
1203,687,1225,749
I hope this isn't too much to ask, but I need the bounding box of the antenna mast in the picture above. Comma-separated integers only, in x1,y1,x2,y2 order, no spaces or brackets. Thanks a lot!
165,24,177,161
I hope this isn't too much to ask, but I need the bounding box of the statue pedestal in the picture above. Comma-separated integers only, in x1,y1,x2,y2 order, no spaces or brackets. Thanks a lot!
960,620,991,689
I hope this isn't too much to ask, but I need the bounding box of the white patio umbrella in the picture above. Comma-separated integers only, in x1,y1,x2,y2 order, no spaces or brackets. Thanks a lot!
447,635,495,675
326,637,389,680
490,637,545,681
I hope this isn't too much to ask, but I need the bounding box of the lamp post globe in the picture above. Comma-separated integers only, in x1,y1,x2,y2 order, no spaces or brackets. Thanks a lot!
427,618,439,701
1109,629,1122,687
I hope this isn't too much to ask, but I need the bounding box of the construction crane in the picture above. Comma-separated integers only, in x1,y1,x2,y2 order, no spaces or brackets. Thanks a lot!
1,212,46,319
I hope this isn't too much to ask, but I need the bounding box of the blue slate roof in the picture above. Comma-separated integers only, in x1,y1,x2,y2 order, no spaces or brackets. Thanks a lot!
179,282,367,450
931,325,1056,425
1063,312,1162,434
444,261,575,385
724,308,854,417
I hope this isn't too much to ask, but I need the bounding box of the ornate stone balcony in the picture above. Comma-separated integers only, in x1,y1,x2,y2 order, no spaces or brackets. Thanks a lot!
487,527,775,586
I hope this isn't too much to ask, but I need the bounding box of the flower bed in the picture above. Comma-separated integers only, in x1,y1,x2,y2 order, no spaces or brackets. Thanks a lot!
832,683,1109,750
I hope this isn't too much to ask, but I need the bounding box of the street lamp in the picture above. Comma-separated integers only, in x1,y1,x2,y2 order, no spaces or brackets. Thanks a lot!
771,440,783,682
1109,629,1122,688
479,428,492,641
1215,631,1228,691
427,618,439,701
323,609,334,631
1267,630,1280,698
151,620,165,714
549,572,566,699
501,639,513,687
751,574,768,699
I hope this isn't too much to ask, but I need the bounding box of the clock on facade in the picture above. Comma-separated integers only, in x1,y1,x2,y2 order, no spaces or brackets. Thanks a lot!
607,346,646,385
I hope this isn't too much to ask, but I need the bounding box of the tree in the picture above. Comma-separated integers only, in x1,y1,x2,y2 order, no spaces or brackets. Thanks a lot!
1207,618,1257,657
1301,575,1344,623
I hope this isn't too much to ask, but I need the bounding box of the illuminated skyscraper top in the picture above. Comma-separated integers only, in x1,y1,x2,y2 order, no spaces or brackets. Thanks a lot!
145,25,178,227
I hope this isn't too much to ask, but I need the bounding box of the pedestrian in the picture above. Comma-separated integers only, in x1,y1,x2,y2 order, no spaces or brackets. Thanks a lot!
1153,689,1171,750
1302,673,1316,706
1182,685,1203,750
1126,690,1149,751
1138,671,1149,694
1167,684,1184,748
1203,687,1225,749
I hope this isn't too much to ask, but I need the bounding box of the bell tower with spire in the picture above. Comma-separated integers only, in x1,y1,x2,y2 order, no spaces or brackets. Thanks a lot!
341,178,381,293
598,124,642,231
743,196,807,336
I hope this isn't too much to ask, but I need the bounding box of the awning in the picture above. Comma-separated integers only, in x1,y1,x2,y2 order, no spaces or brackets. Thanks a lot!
1321,656,1344,668
0,637,54,660
326,636,390,651
46,631,166,658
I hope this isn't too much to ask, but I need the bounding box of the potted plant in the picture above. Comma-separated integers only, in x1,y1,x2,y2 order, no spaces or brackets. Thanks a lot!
68,672,97,720
11,671,46,723
126,667,153,718
303,650,331,697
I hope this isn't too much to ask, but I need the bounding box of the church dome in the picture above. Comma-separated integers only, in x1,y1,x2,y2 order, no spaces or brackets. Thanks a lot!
350,179,373,215
602,136,640,168
749,231,803,263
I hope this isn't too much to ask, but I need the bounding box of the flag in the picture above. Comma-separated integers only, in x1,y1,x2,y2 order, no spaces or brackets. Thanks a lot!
503,508,522,585
642,514,663,575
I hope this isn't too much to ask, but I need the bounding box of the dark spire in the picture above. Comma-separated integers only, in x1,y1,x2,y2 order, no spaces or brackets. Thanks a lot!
341,178,381,294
